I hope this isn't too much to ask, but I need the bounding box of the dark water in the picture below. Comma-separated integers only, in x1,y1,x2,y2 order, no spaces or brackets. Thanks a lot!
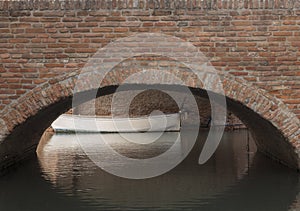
0,129,299,211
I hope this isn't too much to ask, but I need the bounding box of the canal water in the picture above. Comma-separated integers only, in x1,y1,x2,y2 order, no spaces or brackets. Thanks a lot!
0,129,299,211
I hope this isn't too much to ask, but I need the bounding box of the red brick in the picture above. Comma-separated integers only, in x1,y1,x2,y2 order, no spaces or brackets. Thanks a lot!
92,28,113,33
19,17,39,22
63,17,82,22
232,21,250,26
120,22,141,27
154,22,176,27
44,63,65,68
106,17,126,22
273,32,293,36
75,48,97,53
9,38,29,43
58,38,80,43
89,11,110,16
190,21,209,26
40,17,61,22
25,28,45,33
78,23,98,27
48,44,68,48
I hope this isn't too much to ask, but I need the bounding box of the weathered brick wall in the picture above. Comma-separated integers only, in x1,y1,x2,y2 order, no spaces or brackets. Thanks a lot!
0,0,300,118
73,56,244,128
74,90,244,128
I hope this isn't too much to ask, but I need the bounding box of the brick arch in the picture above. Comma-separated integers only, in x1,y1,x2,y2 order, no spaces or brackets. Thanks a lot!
0,63,299,171
221,75,300,169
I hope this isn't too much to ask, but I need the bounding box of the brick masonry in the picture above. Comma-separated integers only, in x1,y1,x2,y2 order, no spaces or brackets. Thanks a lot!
73,57,244,128
0,0,299,170
74,89,244,128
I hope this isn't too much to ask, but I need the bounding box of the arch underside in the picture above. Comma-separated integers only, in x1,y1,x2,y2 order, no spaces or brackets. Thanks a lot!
0,83,299,173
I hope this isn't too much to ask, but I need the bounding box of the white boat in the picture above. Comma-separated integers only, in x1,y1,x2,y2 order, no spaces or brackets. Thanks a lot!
51,113,181,133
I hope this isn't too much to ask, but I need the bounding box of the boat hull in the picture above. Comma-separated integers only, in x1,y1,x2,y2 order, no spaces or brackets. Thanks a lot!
51,114,181,133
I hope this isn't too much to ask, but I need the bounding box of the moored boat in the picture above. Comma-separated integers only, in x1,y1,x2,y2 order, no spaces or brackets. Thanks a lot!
51,113,181,133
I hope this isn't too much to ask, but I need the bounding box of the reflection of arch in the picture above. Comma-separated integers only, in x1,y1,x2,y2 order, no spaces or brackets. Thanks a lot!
36,132,299,210
36,130,255,207
198,153,300,210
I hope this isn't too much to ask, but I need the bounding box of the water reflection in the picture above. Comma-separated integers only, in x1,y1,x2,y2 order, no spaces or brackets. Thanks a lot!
0,130,298,211
37,131,254,207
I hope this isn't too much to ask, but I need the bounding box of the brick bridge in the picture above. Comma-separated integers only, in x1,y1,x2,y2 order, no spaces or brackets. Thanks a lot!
0,0,300,171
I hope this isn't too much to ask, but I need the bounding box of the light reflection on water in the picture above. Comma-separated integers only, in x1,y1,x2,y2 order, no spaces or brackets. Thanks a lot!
0,129,299,211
